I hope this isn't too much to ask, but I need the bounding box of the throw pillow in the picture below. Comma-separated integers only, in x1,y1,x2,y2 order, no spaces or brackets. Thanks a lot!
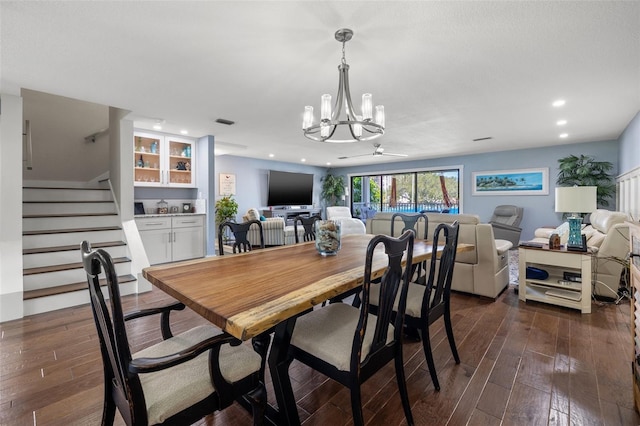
246,208,260,221
260,215,266,221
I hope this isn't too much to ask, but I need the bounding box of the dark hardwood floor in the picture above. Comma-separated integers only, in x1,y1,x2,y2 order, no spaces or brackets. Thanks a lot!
1,282,639,425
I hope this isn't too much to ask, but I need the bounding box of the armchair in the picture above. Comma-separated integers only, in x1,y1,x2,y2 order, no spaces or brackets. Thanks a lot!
489,205,523,246
326,206,366,235
243,208,286,246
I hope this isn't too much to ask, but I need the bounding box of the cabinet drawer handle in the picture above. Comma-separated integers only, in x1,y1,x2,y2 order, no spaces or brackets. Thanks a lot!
145,222,164,226
180,220,197,224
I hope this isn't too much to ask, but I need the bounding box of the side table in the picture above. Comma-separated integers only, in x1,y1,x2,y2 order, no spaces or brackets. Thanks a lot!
518,244,592,313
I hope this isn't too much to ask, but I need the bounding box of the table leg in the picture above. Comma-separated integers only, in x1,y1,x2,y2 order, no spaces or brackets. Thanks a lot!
269,318,300,426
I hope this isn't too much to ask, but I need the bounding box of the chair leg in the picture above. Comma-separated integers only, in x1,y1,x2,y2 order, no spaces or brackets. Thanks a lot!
420,326,440,391
101,391,116,426
394,348,415,426
444,310,460,364
349,385,365,426
247,383,266,426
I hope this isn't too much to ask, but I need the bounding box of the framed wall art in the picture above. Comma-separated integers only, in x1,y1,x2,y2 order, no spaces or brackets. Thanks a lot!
472,167,549,196
219,173,236,195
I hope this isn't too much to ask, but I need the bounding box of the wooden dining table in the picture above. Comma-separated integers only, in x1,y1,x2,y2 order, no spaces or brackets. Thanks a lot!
143,233,472,425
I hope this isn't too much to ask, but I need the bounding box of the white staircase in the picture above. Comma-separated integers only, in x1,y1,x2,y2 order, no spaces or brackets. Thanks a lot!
22,184,136,315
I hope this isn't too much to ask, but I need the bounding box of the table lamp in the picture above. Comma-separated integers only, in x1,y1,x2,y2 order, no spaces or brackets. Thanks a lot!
555,186,597,251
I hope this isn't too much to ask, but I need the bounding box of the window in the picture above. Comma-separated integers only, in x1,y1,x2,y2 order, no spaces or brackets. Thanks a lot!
350,168,460,217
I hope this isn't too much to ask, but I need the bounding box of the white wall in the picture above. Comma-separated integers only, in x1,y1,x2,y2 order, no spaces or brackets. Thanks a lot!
0,94,25,321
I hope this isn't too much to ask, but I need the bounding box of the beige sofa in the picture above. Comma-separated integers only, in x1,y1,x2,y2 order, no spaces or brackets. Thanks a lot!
366,212,513,298
530,209,630,298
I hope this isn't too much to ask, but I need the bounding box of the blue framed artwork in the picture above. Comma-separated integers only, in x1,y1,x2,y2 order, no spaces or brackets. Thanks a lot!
472,168,549,196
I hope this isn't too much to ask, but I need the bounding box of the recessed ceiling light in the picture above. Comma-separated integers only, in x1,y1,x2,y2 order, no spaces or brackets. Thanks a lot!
269,153,274,158
153,124,162,130
301,158,306,162
552,99,566,107
556,120,567,126
559,133,569,138
326,162,332,166
180,130,188,135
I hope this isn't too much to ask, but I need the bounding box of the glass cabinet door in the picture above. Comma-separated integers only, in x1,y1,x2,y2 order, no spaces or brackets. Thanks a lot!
134,132,162,186
166,137,195,187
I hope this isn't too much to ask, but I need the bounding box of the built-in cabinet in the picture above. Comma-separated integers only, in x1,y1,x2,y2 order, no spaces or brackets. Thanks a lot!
136,215,205,265
134,131,196,188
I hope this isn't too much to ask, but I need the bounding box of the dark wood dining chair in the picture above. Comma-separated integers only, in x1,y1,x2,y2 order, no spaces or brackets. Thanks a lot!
81,241,268,425
391,212,429,283
285,231,416,426
294,214,322,243
218,219,264,255
371,221,460,391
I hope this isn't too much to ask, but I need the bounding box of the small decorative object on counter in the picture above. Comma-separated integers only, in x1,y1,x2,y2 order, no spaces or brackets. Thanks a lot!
157,199,168,214
170,206,179,213
549,233,561,250
183,203,192,213
315,220,341,256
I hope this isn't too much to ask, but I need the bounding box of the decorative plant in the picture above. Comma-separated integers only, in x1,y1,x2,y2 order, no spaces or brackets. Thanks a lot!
215,195,238,226
321,174,346,206
557,154,615,207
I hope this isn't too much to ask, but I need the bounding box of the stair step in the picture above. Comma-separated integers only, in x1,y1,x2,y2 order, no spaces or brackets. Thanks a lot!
23,213,118,219
23,274,136,300
23,241,125,255
23,226,121,236
23,200,113,203
23,186,110,190
24,257,130,275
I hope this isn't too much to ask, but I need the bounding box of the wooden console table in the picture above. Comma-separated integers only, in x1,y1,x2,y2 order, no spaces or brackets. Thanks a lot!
518,244,592,313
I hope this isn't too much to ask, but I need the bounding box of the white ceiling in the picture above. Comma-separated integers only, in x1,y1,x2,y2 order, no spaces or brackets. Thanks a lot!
2,1,639,167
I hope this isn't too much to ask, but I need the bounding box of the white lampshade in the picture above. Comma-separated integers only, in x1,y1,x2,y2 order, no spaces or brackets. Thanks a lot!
555,186,597,214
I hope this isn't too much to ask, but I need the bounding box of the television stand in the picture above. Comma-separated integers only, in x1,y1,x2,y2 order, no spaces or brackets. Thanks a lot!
263,208,321,224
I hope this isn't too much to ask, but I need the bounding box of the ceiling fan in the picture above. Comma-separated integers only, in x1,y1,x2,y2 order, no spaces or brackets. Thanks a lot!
338,143,408,160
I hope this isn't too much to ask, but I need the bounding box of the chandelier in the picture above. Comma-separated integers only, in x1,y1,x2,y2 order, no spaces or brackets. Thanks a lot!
302,28,385,143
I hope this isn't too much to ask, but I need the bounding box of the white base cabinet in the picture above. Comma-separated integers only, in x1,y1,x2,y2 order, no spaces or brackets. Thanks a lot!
136,215,205,265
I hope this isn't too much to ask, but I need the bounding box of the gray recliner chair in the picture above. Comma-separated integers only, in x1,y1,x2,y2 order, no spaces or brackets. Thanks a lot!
489,205,523,246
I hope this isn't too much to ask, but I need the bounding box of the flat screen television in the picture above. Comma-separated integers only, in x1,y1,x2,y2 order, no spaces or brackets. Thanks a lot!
267,170,314,207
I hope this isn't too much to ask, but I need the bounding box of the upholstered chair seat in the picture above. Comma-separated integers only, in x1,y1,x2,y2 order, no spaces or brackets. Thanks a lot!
290,303,394,371
134,325,262,424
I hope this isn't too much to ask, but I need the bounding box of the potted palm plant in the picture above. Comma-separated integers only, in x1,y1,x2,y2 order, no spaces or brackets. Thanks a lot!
215,195,238,243
321,174,346,207
556,154,615,207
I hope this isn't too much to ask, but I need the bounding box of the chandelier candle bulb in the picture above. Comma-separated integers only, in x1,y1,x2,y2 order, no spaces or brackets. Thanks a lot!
303,106,314,129
362,94,373,120
354,116,363,137
321,94,332,120
375,105,385,127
